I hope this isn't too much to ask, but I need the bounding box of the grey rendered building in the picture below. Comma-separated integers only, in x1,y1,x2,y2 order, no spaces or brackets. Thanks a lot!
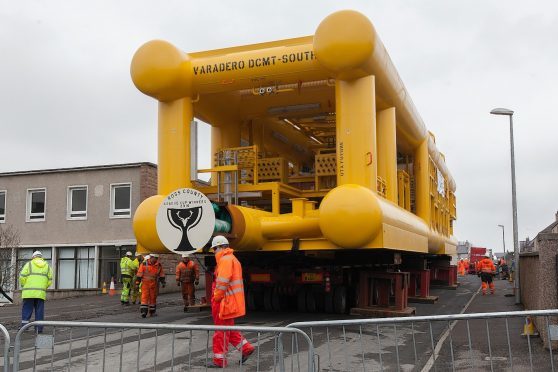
0,162,171,300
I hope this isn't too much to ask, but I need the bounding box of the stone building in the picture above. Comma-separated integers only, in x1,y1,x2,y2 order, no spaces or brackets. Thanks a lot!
519,210,558,348
0,163,183,302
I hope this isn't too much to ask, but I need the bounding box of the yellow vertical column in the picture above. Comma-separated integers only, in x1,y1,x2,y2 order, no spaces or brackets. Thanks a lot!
210,126,222,186
377,107,397,202
414,139,431,223
335,75,377,191
158,98,193,195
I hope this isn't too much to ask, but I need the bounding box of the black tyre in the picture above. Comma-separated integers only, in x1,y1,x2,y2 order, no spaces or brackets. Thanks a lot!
333,286,347,314
324,291,334,313
263,287,274,311
306,289,317,313
297,288,307,312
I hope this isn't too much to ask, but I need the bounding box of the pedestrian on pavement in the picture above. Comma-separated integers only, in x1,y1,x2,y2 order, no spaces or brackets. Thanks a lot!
19,251,52,333
176,254,200,311
120,251,134,305
136,253,166,317
208,235,254,368
130,252,144,305
478,252,496,295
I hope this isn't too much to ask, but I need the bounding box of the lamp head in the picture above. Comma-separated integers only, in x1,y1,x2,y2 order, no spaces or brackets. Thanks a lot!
490,108,514,116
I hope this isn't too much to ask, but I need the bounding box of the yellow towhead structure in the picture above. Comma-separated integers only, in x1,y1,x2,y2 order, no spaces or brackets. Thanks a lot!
131,10,457,313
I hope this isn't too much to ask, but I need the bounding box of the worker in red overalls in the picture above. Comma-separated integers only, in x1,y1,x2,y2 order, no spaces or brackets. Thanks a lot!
136,253,166,317
176,254,200,311
478,253,496,295
208,236,255,368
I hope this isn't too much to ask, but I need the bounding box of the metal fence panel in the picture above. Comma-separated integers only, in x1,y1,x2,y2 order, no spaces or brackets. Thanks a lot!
287,309,558,372
0,323,9,372
12,321,314,372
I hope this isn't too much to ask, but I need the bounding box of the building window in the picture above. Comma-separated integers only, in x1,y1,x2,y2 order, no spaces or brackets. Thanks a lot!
110,183,131,218
57,247,95,289
16,248,52,289
26,188,46,222
67,186,88,220
0,190,5,222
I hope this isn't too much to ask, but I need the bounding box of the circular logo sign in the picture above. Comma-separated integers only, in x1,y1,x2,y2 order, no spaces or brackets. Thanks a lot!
156,188,215,255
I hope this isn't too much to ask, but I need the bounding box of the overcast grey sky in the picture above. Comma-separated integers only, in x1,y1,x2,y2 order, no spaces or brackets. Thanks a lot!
1,1,557,252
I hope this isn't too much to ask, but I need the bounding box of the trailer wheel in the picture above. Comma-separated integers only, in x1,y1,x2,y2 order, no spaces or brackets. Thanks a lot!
271,287,283,312
263,287,274,311
334,286,347,314
324,291,334,313
246,289,256,311
306,290,317,313
297,289,307,312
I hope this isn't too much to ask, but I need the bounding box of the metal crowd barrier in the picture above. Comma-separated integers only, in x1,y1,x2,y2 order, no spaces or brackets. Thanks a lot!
287,309,558,372
0,323,9,372
12,321,314,372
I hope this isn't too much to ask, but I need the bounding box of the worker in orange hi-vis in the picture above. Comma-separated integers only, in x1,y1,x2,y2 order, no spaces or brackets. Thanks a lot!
136,254,166,317
478,253,496,295
207,236,255,368
464,258,470,273
457,259,465,276
176,254,200,311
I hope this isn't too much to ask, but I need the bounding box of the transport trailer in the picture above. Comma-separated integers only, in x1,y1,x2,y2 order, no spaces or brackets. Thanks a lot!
468,247,488,274
131,10,458,315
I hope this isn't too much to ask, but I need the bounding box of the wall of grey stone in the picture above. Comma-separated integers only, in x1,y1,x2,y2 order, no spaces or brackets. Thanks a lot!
520,233,558,349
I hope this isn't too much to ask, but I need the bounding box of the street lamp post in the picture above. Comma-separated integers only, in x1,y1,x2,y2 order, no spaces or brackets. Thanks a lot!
498,224,506,254
491,108,520,304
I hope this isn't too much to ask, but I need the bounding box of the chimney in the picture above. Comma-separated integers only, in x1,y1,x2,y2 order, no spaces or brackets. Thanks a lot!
556,210,558,221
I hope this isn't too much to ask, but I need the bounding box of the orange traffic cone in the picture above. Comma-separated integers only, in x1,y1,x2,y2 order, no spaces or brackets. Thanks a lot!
102,281,107,294
109,277,116,296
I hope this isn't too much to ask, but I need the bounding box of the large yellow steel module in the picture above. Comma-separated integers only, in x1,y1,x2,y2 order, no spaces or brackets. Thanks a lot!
131,10,457,256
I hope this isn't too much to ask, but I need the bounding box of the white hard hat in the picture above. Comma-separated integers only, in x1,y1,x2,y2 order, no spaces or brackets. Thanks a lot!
32,251,42,258
144,255,151,260
126,251,133,256
211,236,229,249
150,253,159,258
181,254,190,258
135,252,143,257
484,252,491,258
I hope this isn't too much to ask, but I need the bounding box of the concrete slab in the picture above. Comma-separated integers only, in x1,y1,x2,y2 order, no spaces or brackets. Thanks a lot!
350,306,416,317
408,295,439,304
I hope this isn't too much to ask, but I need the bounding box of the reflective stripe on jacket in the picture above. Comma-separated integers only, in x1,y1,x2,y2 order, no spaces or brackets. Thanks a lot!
137,261,164,282
120,257,134,277
175,260,200,283
19,258,52,300
213,248,246,319
478,258,496,273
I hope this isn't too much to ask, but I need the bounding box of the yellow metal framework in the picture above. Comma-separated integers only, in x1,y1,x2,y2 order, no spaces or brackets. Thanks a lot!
130,10,457,255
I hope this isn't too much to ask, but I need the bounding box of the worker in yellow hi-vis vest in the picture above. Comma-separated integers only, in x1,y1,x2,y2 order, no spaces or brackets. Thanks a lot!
19,251,52,333
120,251,134,305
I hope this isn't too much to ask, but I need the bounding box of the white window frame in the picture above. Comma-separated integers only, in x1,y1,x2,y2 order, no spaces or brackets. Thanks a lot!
0,190,6,223
110,183,132,219
67,185,88,220
26,188,46,222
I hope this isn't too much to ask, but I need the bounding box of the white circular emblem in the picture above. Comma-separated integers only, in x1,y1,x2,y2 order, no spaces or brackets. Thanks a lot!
156,188,215,255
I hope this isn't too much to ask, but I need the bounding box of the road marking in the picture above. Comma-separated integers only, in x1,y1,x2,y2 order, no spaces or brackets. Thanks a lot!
420,284,480,372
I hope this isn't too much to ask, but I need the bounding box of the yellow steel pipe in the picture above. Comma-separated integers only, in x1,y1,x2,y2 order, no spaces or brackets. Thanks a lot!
335,76,377,190
377,107,398,202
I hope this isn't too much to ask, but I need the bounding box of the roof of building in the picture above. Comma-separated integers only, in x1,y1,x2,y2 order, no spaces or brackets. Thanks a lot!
0,162,157,177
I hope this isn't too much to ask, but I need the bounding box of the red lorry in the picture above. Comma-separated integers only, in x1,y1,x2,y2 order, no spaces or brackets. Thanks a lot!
468,247,487,274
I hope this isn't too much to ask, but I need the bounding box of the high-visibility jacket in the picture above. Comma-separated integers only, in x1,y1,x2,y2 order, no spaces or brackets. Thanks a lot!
136,260,165,283
19,258,52,300
213,248,245,320
176,260,200,283
478,258,496,273
120,257,134,277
